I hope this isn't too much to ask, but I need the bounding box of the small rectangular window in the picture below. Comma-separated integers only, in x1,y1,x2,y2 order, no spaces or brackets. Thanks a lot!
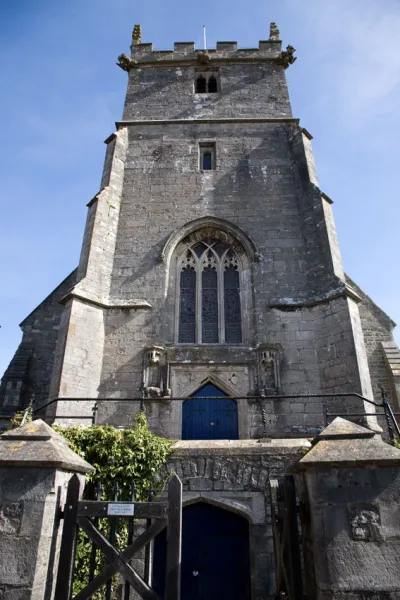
199,143,216,171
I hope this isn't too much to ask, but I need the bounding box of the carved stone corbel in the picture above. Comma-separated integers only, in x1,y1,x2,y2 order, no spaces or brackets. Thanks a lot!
142,346,171,399
116,53,138,72
278,45,297,69
197,51,211,65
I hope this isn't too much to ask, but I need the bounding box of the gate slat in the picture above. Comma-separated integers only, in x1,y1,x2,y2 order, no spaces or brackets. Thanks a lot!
284,476,303,600
73,518,167,600
78,517,161,600
54,474,81,600
77,501,167,519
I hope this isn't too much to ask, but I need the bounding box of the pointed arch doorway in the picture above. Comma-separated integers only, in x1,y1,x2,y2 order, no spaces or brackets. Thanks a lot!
182,382,238,440
153,502,251,600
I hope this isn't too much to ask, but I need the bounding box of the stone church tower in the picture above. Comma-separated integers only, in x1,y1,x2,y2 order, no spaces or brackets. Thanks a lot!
1,23,400,599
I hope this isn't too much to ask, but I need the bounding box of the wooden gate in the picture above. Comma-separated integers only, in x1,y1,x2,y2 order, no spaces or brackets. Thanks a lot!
55,473,182,600
269,476,303,600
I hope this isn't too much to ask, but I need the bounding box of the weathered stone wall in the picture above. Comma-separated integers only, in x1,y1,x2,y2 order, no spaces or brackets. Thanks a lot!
76,128,129,298
123,42,292,121
0,270,77,412
94,118,373,436
0,419,93,600
47,128,130,409
305,467,400,599
108,121,309,306
0,467,75,598
47,299,105,424
98,120,311,400
123,64,292,122
346,275,400,411
56,56,378,435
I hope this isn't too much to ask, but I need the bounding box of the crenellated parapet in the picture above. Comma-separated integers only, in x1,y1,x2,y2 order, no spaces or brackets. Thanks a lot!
117,23,296,71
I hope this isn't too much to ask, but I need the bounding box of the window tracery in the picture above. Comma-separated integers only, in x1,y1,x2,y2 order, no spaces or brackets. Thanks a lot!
177,237,243,344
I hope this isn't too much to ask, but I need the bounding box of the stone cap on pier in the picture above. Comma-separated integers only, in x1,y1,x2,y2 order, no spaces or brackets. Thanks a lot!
0,419,93,473
298,417,400,469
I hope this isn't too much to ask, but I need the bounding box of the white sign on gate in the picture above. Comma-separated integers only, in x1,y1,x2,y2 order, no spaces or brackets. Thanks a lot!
107,503,135,516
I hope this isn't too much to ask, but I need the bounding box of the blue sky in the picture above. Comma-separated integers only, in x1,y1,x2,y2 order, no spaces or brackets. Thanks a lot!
1,0,400,375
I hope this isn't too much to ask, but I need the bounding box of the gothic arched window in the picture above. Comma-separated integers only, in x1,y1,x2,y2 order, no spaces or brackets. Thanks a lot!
195,76,207,93
178,238,242,344
207,75,218,93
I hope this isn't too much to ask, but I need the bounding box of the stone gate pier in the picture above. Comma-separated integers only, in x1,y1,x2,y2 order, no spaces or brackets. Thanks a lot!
296,417,400,600
0,420,92,600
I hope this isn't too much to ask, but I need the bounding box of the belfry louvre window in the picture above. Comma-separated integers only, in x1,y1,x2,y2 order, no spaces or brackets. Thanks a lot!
195,76,207,93
195,73,219,93
207,75,218,93
178,238,242,343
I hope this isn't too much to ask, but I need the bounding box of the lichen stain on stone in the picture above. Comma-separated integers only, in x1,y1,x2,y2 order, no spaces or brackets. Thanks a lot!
25,424,38,433
314,440,329,452
7,441,26,452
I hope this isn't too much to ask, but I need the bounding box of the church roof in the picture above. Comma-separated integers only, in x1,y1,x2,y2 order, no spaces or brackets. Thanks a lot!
19,268,77,327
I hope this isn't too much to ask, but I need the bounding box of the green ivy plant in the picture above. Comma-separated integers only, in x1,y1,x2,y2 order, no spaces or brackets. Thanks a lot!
55,412,172,500
53,412,173,597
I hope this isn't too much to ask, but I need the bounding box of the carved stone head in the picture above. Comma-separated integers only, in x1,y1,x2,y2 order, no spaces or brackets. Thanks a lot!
147,350,161,364
197,51,211,65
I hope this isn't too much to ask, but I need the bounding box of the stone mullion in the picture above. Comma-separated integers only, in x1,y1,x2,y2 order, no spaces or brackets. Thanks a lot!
197,261,202,343
174,256,181,344
238,262,246,345
219,259,225,343
220,248,231,344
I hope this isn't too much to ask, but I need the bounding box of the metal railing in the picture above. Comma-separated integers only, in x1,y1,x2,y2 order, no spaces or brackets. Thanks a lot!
2,389,399,441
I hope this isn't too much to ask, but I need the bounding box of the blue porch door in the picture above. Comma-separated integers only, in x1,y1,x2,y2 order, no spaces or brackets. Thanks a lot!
182,383,238,440
153,502,251,600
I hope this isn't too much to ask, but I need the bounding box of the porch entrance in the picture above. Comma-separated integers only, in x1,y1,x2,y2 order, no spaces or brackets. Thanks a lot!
153,502,251,600
182,382,238,440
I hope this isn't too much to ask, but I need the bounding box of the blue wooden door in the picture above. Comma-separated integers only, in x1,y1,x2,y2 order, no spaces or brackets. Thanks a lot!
153,503,251,600
182,383,238,440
